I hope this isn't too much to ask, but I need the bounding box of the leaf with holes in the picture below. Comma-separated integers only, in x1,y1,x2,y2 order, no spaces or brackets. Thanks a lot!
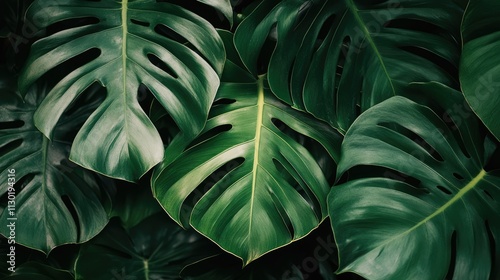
19,0,228,181
74,213,218,280
460,0,500,141
0,71,113,253
152,31,342,265
234,0,461,133
328,82,500,280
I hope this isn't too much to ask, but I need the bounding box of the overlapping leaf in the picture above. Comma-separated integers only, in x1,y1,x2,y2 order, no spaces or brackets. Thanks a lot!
329,83,500,279
235,0,461,132
74,213,217,280
460,0,500,140
152,31,342,264
0,72,113,253
19,0,228,181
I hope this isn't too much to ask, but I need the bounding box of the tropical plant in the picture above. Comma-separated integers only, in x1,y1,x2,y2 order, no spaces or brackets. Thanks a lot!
0,0,499,279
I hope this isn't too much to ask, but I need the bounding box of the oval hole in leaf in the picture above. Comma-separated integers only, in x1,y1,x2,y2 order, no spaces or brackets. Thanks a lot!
13,173,35,193
46,17,100,37
61,195,81,240
399,46,457,80
0,120,25,130
341,165,429,193
147,53,178,78
137,84,154,112
437,185,452,195
185,124,232,150
378,121,444,162
39,48,101,86
453,172,464,180
483,189,494,200
130,19,150,27
155,24,188,44
0,138,23,158
445,231,457,279
212,98,236,106
314,14,336,52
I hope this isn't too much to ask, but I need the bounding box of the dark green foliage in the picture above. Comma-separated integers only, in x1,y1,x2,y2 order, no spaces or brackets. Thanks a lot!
1,0,499,279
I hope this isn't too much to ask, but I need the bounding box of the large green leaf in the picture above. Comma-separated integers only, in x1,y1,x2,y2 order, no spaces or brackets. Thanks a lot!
19,0,228,181
74,213,217,280
234,0,461,132
328,83,500,279
0,73,114,253
152,31,342,265
460,0,500,141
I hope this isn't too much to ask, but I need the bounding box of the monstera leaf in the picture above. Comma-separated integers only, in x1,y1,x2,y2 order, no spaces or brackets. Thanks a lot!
328,83,500,279
152,31,342,264
460,0,500,141
234,0,461,132
74,213,218,280
0,72,113,253
19,0,228,181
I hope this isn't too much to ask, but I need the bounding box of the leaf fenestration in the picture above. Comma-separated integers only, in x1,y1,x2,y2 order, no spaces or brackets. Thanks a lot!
19,0,226,181
329,83,500,280
152,31,342,265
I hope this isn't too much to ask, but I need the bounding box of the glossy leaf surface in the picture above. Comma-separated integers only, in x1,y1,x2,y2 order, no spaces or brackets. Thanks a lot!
152,31,342,265
235,0,461,132
460,0,500,140
0,73,113,253
19,0,227,181
329,83,500,279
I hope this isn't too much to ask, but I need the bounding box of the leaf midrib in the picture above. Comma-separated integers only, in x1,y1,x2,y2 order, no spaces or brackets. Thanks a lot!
121,0,129,136
344,0,396,96
143,259,149,280
355,169,487,259
409,169,486,231
248,75,265,252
